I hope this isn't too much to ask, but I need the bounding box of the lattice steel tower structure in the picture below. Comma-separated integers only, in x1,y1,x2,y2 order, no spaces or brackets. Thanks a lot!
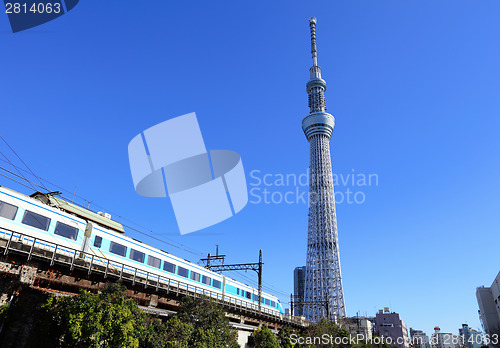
302,17,346,322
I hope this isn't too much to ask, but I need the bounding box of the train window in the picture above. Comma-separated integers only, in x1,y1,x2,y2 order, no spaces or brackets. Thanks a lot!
0,200,18,220
246,292,252,300
212,279,221,289
94,236,103,248
54,222,79,241
177,267,188,278
271,301,275,307
22,210,51,231
147,255,161,269
163,262,175,273
129,249,145,263
109,241,127,257
202,276,211,285
265,299,270,305
253,294,259,301
190,271,200,282
236,288,240,295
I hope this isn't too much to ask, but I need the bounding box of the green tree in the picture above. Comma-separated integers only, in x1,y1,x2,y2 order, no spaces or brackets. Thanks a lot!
29,283,162,348
176,295,239,348
27,284,239,348
277,326,295,348
161,315,193,348
300,318,351,348
251,325,280,348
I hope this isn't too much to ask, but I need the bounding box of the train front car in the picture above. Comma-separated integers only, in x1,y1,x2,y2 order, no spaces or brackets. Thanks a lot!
0,186,88,258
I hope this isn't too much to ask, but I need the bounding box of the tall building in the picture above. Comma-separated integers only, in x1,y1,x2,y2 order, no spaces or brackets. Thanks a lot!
410,328,431,348
459,324,483,348
375,308,409,348
477,271,500,341
302,17,346,322
293,266,306,316
341,316,374,341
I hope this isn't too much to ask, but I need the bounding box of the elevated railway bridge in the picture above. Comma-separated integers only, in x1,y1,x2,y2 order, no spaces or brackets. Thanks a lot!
0,226,307,346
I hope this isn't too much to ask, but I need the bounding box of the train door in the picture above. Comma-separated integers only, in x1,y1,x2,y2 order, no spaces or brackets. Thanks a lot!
79,221,93,258
222,276,226,301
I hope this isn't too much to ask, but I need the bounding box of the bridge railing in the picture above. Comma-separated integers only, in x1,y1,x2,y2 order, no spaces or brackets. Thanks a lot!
0,226,305,327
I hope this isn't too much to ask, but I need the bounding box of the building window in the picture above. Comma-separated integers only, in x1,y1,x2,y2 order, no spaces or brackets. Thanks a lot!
0,200,18,220
129,249,145,263
94,236,103,248
54,222,79,241
147,255,161,269
22,210,51,231
109,241,127,257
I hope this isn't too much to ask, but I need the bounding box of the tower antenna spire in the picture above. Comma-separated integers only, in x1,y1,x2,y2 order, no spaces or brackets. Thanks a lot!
309,17,318,66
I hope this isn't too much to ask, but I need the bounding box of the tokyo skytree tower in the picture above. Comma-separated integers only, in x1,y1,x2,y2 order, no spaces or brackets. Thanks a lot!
302,17,346,322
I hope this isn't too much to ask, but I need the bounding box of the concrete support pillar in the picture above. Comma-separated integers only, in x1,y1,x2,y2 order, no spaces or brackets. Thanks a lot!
148,294,158,307
19,265,37,285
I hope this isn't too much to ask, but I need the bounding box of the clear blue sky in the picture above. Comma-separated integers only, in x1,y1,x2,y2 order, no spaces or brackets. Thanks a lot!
1,0,500,337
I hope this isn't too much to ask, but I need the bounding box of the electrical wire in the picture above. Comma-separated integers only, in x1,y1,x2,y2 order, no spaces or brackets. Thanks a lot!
0,150,36,191
0,172,40,192
225,269,288,297
0,165,49,193
0,136,47,191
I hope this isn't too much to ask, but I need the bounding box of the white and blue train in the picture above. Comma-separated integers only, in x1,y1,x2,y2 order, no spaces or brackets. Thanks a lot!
0,185,283,316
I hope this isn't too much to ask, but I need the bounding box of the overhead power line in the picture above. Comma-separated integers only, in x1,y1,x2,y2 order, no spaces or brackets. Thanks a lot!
0,136,48,191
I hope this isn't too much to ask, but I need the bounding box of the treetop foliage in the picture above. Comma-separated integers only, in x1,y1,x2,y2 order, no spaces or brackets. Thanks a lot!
26,283,238,348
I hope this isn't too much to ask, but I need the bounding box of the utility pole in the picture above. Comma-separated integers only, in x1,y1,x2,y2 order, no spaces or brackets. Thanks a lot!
200,245,226,269
291,295,332,321
203,249,264,312
258,250,263,311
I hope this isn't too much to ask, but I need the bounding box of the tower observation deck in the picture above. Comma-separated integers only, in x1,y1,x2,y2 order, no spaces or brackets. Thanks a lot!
302,17,346,322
